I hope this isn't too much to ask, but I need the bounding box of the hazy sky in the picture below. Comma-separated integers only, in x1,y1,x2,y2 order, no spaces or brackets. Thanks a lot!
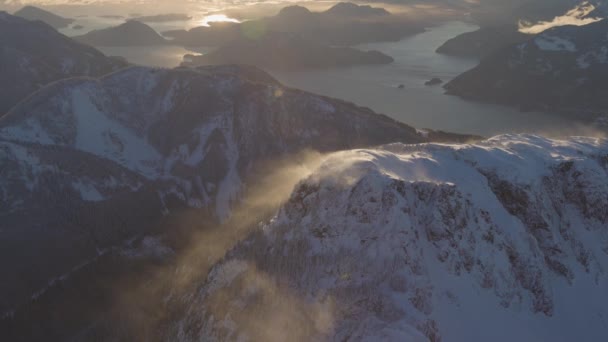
1,0,605,30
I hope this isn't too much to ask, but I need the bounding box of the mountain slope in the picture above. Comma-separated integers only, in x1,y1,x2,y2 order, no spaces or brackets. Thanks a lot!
0,64,471,316
0,12,127,114
436,26,528,59
14,6,73,29
73,20,168,47
0,139,160,314
445,19,608,126
174,134,608,342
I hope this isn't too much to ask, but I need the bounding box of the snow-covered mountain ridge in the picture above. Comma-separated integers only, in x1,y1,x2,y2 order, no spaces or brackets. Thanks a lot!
0,64,471,316
0,64,468,220
175,134,608,342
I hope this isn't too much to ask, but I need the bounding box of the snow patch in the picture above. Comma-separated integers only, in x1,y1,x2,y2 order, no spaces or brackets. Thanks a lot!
534,35,577,52
576,46,608,69
72,179,104,202
71,87,163,178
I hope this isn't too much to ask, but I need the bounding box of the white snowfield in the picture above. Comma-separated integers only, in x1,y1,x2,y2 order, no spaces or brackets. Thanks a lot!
175,134,608,342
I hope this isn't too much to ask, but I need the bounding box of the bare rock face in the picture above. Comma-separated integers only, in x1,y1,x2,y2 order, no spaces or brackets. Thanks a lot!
175,134,608,342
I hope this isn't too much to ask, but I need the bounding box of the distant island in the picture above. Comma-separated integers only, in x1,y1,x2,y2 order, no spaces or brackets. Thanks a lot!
182,32,394,70
73,20,168,46
14,6,74,29
425,78,443,86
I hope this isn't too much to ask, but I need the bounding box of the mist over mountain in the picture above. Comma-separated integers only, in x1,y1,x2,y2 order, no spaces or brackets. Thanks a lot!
172,134,608,342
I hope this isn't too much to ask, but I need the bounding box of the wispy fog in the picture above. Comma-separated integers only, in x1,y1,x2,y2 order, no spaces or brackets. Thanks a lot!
102,150,327,339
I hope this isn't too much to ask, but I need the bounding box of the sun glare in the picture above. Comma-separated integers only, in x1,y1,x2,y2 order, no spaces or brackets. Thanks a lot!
200,14,241,27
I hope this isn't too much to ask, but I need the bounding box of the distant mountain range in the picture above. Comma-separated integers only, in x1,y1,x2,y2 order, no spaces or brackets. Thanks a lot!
64,3,406,70
445,19,608,127
13,6,73,29
163,2,423,47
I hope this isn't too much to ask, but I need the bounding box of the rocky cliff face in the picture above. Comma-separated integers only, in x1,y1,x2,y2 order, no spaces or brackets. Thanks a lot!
0,64,469,316
173,134,608,342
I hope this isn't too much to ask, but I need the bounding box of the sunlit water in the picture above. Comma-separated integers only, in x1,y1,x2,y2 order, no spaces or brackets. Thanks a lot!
269,21,594,136
96,45,206,68
58,13,241,37
59,15,223,69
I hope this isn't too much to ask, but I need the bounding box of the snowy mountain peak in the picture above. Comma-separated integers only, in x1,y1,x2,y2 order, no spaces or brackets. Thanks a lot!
175,134,608,342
